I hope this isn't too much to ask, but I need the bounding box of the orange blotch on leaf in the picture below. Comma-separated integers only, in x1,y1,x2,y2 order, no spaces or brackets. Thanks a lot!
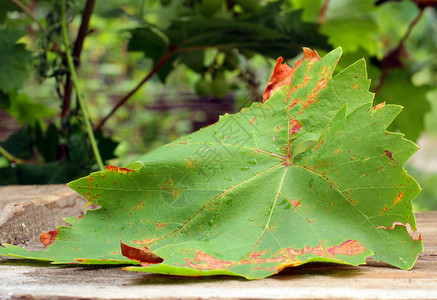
133,237,155,245
133,201,145,211
327,240,367,256
40,230,59,247
289,119,302,136
185,251,233,270
173,189,181,199
105,166,135,175
373,102,386,110
87,176,93,188
288,98,301,110
262,48,320,102
184,157,197,169
394,192,404,205
290,199,302,208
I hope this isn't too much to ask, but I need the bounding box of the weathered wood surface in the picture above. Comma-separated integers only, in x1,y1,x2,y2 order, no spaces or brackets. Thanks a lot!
0,185,436,299
0,185,91,249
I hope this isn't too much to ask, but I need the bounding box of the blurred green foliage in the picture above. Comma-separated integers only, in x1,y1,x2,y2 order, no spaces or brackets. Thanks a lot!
0,0,436,212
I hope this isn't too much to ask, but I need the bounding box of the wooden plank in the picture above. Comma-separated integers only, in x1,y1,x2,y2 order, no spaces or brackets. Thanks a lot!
0,186,436,299
0,185,91,248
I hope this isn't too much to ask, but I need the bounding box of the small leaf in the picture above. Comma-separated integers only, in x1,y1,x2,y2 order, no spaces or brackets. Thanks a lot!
291,139,318,158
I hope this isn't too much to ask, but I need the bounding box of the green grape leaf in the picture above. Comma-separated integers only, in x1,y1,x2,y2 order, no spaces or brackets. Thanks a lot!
0,48,422,279
319,0,378,55
164,16,328,60
126,7,329,81
127,28,173,81
0,0,20,23
375,69,432,142
0,28,33,92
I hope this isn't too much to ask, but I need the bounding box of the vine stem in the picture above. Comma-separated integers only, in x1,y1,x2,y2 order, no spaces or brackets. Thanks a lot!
0,145,42,165
374,8,424,94
0,145,22,164
93,48,176,132
62,0,96,118
93,43,241,132
61,0,104,171
319,0,330,24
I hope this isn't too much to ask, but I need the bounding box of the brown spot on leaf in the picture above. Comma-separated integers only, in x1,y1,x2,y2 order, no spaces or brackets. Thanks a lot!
121,241,163,264
249,117,257,124
334,149,341,155
385,150,398,164
40,230,58,247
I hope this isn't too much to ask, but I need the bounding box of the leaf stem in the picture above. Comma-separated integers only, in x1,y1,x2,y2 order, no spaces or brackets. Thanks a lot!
61,0,104,171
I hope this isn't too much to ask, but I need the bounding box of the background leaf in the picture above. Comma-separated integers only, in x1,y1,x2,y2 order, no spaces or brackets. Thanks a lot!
375,69,432,141
0,28,33,93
